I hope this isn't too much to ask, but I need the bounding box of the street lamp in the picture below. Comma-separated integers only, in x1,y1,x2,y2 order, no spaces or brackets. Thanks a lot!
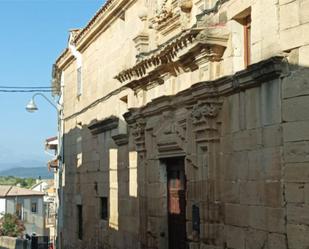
26,93,60,112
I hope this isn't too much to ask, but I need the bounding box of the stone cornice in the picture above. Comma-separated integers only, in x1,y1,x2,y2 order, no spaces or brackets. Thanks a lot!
88,116,119,135
124,56,285,122
115,27,229,90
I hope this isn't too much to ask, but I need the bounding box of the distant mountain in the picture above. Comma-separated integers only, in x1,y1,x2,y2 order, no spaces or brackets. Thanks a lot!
0,167,53,179
0,160,46,171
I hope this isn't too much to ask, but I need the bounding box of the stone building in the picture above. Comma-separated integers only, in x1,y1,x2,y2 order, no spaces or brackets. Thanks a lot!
52,0,309,248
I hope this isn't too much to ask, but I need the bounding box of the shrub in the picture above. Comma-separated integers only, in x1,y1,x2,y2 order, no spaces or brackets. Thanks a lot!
0,214,25,237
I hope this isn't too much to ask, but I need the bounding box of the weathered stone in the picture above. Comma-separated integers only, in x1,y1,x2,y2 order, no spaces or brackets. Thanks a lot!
287,204,309,225
284,141,309,163
287,224,309,249
248,147,282,180
283,96,309,122
262,125,283,148
268,233,287,249
245,228,268,249
225,203,249,227
245,87,261,129
226,225,245,249
279,1,300,30
284,162,309,182
283,120,309,142
240,181,265,205
285,183,305,203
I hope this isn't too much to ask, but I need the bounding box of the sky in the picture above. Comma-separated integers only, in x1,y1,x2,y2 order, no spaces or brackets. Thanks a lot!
0,0,104,169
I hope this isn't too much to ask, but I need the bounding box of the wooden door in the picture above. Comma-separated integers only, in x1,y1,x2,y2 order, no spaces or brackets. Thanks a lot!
167,159,186,249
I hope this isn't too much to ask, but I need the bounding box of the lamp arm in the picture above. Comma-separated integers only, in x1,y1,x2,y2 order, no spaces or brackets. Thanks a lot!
32,93,61,111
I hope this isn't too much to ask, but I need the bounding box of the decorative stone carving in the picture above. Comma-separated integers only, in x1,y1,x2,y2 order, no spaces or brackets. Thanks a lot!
179,0,192,12
131,118,146,153
191,102,219,124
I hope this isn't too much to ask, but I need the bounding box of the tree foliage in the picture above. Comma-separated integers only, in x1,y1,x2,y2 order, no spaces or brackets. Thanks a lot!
0,213,25,237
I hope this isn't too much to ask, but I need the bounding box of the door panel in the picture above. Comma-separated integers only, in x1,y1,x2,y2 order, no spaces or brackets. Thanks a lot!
167,159,186,249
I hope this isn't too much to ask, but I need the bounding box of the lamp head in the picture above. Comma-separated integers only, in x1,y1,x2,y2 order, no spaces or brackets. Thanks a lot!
26,99,38,113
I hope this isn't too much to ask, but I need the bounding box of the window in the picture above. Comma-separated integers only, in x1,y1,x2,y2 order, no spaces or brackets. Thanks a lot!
100,197,108,220
31,201,37,213
77,67,82,96
234,8,251,68
243,15,251,67
16,203,22,219
77,205,83,240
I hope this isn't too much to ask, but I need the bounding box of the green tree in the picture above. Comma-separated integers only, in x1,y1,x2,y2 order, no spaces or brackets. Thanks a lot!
0,214,25,237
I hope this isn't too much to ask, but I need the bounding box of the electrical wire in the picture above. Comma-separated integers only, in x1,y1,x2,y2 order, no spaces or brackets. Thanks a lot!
0,89,53,93
0,86,54,89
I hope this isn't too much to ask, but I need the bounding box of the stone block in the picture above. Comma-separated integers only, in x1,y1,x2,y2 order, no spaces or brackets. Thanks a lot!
283,69,309,99
287,204,309,225
268,233,287,249
305,183,309,204
261,80,281,125
248,147,282,180
245,228,268,249
284,162,309,182
267,207,286,233
265,181,284,207
222,180,240,203
225,203,249,227
299,45,309,67
279,1,300,30
226,225,245,249
248,206,285,233
248,205,267,231
245,88,261,129
287,224,309,249
230,94,240,133
283,121,309,142
240,181,265,205
285,183,305,203
233,129,262,152
282,95,309,121
300,0,309,24
262,125,283,148
223,152,249,181
284,141,309,163
280,24,303,51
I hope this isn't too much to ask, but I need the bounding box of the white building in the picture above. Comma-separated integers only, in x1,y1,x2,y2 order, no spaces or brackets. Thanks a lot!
0,185,45,236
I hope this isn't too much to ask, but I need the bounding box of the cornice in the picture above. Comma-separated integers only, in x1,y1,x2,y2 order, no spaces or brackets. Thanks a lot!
115,26,229,90
124,56,286,122
88,116,119,135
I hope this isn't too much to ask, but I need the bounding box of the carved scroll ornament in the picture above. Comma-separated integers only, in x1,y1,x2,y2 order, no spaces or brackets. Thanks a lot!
191,102,219,124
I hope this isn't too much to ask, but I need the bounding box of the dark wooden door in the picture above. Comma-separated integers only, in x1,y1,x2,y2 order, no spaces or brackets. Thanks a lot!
167,159,186,249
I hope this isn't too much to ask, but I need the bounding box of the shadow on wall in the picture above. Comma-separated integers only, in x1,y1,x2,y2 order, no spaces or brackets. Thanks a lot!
60,117,139,249
60,60,309,249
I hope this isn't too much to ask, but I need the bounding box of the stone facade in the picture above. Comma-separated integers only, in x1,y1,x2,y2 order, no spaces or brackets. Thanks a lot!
53,0,309,249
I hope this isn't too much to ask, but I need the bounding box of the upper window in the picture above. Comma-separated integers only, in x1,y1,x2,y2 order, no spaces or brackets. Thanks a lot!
234,8,252,68
31,201,37,213
16,203,22,219
243,15,251,67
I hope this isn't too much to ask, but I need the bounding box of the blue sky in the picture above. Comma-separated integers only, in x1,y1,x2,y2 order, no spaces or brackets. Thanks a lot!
0,0,104,169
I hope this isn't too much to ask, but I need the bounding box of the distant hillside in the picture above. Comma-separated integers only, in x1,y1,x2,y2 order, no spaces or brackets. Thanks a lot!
0,167,53,179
